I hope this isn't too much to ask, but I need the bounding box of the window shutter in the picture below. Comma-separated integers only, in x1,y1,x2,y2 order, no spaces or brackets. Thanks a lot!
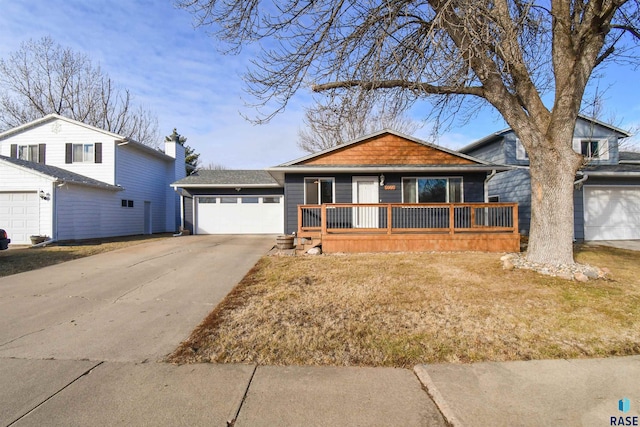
65,143,72,163
38,144,46,164
94,143,102,163
10,144,17,158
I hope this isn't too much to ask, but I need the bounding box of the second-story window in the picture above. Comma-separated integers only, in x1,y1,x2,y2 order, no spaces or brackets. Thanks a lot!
18,145,39,162
72,144,94,163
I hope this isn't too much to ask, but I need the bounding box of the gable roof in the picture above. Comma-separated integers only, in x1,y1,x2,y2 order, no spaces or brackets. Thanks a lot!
0,155,122,191
171,170,281,188
279,129,493,167
266,129,509,185
459,115,632,154
0,113,173,162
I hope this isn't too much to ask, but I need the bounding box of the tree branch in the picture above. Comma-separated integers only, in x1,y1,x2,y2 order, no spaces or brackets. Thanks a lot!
312,80,484,97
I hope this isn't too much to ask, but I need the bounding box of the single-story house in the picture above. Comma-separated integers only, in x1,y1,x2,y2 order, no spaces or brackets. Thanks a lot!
459,116,640,241
172,129,520,252
0,114,186,244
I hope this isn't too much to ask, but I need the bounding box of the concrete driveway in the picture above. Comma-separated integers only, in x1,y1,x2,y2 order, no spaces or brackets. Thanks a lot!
586,240,640,251
0,235,275,362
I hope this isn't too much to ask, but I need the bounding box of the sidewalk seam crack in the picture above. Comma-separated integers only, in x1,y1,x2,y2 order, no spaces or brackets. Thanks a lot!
227,364,258,427
6,361,104,426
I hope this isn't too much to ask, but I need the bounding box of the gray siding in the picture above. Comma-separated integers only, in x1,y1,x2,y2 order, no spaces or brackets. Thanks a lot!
285,172,488,234
488,169,531,234
184,196,194,234
574,118,620,165
464,138,506,164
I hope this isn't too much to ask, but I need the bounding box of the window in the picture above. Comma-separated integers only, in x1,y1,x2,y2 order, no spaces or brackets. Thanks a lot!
198,197,217,203
263,197,281,204
402,177,463,203
242,197,259,204
304,178,334,204
515,139,528,160
581,140,600,158
72,143,94,163
220,197,238,204
18,145,39,162
121,199,134,208
574,138,609,160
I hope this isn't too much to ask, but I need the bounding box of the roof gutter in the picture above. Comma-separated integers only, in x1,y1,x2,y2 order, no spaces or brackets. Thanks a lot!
170,183,282,189
267,165,512,173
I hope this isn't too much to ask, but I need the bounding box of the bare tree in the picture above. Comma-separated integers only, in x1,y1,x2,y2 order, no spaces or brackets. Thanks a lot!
201,163,228,170
0,37,159,146
178,0,640,265
298,94,422,153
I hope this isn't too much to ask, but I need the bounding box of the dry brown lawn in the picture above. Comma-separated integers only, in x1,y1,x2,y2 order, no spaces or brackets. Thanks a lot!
168,245,640,368
0,234,172,278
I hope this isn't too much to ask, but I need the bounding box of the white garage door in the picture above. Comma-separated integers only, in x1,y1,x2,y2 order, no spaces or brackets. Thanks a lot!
584,186,640,240
196,195,284,234
0,192,40,244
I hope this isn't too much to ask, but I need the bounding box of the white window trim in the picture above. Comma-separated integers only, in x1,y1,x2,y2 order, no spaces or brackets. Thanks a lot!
573,138,609,160
515,138,528,160
401,177,464,203
72,143,95,163
18,144,39,162
303,177,336,205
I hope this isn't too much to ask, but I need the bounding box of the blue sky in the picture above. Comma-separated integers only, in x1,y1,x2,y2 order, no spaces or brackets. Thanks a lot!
0,1,638,168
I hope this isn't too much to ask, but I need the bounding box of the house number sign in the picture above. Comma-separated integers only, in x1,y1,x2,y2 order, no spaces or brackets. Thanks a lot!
383,185,396,190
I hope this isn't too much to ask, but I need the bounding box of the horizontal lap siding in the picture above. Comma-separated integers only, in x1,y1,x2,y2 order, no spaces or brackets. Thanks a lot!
55,185,133,240
116,146,172,233
488,169,531,234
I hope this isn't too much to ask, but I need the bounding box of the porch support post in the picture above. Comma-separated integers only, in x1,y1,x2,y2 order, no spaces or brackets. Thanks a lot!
321,204,327,235
449,204,455,235
297,205,303,235
387,204,392,235
512,203,519,234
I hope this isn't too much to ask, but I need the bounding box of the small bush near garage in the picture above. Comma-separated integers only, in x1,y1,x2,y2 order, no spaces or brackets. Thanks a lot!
0,234,172,277
168,245,640,368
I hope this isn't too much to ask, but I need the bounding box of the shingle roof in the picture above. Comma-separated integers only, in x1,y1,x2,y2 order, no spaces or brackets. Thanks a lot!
172,170,281,187
620,151,640,162
0,155,121,191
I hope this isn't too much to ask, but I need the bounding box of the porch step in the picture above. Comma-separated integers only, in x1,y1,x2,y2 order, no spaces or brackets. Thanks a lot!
296,237,322,254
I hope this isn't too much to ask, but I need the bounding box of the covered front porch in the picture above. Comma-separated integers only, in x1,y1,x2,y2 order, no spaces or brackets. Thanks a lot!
297,202,520,253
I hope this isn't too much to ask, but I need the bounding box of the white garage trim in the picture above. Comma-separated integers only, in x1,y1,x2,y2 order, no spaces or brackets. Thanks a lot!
0,192,40,244
194,195,284,234
584,185,640,240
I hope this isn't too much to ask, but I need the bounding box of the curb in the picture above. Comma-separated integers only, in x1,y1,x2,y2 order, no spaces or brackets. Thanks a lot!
413,365,463,427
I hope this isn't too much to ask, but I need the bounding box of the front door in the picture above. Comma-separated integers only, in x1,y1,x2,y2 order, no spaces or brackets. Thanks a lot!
352,177,379,228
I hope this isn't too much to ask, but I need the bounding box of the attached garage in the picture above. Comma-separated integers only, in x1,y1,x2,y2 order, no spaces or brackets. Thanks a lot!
172,170,285,235
584,186,640,240
0,192,40,244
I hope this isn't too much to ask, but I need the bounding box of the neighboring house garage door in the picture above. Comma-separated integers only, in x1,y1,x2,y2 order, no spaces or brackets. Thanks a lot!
195,195,284,234
584,186,640,240
0,192,40,244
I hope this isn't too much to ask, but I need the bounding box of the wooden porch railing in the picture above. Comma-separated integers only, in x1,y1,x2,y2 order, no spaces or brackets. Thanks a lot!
298,203,518,236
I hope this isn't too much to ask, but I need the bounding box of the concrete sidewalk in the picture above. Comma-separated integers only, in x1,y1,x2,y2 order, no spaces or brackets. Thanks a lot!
415,356,640,427
3,356,639,426
1,359,446,426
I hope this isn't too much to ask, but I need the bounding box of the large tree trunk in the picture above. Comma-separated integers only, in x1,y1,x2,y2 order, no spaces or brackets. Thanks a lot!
525,129,583,265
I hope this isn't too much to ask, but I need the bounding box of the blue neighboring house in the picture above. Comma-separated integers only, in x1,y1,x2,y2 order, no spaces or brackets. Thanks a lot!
459,116,640,241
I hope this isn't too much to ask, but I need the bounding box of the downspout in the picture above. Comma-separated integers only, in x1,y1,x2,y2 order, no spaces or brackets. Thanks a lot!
484,170,497,202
